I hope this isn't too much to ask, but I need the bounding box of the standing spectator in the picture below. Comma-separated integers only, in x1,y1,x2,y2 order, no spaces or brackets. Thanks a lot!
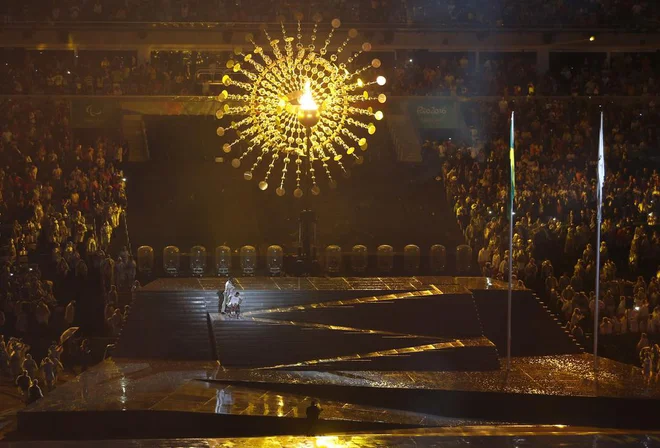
41,357,56,391
306,400,322,436
107,285,119,305
109,309,123,336
35,301,51,327
79,339,91,372
637,332,650,354
15,369,31,402
64,300,76,327
22,354,38,379
27,379,44,404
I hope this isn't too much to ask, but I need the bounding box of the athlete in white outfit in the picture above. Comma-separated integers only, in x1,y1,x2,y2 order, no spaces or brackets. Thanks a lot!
221,278,236,313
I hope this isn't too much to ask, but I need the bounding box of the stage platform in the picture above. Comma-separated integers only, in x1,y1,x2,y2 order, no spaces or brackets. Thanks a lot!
16,359,503,440
115,276,580,365
16,353,660,439
7,427,660,447
15,277,660,440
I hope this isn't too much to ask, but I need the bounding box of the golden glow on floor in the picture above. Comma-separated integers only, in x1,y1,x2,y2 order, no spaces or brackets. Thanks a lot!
241,290,436,317
248,316,438,339
10,426,660,446
256,340,465,370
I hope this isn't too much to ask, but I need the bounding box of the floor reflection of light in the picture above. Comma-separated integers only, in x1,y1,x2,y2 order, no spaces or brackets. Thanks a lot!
277,395,285,417
119,378,128,405
259,340,462,370
314,436,342,448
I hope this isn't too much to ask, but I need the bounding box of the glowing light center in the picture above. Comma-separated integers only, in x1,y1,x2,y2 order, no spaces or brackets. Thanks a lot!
214,18,387,196
299,80,318,111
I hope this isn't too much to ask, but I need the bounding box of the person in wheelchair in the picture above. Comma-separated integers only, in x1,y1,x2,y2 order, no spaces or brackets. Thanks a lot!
227,291,242,318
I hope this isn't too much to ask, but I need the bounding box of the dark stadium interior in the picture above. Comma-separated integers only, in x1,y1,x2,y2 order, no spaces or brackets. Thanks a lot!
126,115,461,254
3,1,660,446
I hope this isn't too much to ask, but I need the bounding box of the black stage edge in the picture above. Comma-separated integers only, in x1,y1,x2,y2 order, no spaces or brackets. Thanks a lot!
16,410,419,440
203,379,660,430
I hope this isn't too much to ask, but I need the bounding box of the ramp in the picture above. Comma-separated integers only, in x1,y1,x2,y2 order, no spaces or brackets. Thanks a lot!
211,289,500,371
115,290,213,360
472,289,584,356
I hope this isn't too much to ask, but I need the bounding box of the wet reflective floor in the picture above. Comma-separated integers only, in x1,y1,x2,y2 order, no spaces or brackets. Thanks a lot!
19,360,493,427
20,352,660,422
214,354,659,399
18,355,660,424
5,427,660,447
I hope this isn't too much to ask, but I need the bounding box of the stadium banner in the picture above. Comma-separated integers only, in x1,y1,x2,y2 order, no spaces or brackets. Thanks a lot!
71,99,121,128
120,100,219,116
406,98,458,129
73,98,219,123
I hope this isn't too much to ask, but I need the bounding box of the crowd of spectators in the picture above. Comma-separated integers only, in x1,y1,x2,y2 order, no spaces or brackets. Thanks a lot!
440,96,660,352
1,0,404,24
0,98,136,394
398,53,560,97
2,50,660,99
2,336,62,404
389,53,660,97
1,0,656,28
408,0,658,28
0,52,202,96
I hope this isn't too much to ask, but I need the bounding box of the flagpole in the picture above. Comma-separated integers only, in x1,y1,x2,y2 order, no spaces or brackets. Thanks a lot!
507,111,514,371
594,207,602,372
594,111,604,373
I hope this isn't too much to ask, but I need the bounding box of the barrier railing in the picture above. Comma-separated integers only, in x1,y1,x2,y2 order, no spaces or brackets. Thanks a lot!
135,245,473,278
0,20,654,33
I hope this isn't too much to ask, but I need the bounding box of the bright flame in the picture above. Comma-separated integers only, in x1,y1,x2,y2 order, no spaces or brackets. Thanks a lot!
299,81,318,111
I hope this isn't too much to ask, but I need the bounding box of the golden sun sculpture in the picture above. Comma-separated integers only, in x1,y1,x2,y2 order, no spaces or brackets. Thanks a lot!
215,17,387,197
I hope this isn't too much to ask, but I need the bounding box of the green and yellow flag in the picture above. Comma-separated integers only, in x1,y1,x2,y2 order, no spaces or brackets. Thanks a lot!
509,111,515,215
